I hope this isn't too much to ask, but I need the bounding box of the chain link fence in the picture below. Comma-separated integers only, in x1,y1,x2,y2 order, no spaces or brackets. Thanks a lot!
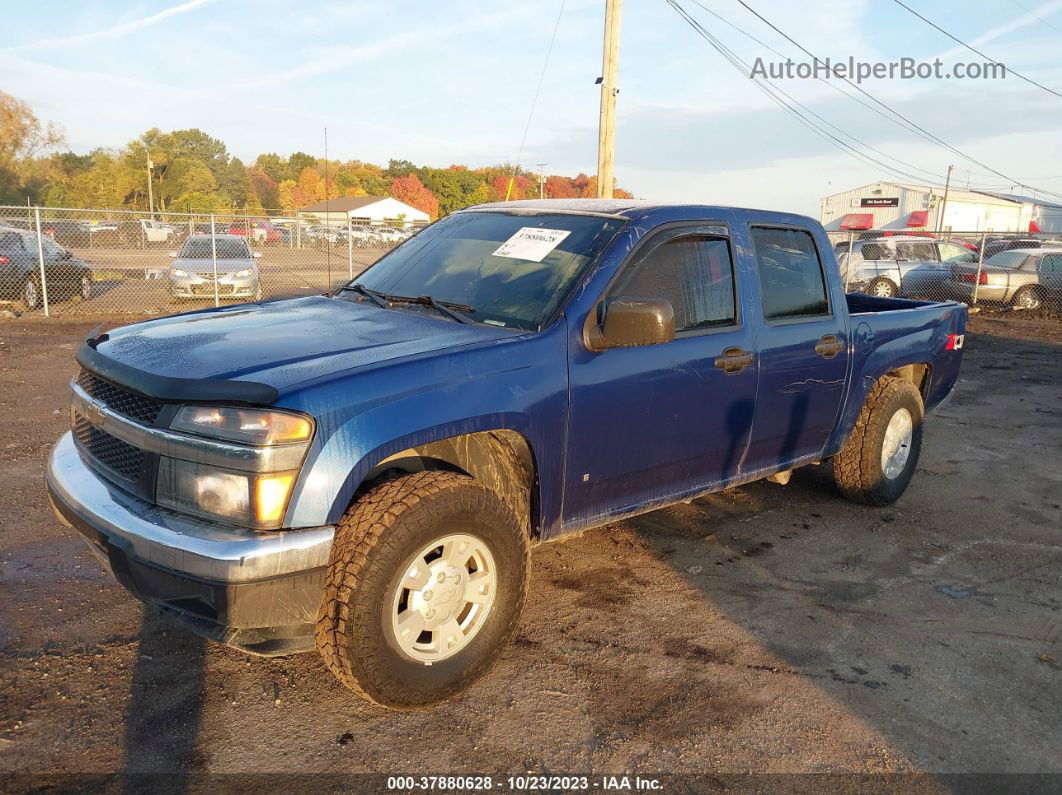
2,206,1061,320
827,228,1062,316
0,205,424,317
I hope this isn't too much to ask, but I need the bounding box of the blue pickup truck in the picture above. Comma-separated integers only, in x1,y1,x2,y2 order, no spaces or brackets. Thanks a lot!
46,199,967,708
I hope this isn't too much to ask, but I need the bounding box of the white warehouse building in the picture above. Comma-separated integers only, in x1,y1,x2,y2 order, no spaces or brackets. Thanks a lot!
299,195,430,226
820,181,1062,234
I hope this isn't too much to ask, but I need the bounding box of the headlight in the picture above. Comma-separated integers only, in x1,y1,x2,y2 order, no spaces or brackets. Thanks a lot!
171,268,188,278
159,406,314,528
233,268,253,278
156,458,297,529
170,406,312,445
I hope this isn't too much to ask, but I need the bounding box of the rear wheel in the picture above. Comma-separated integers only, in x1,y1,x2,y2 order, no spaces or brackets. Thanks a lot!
1011,285,1042,311
868,278,898,298
833,377,923,506
316,471,530,709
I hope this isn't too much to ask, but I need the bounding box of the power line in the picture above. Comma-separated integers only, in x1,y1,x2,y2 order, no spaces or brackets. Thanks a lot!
1008,0,1062,35
505,0,567,201
730,0,1062,201
688,0,1044,191
684,0,961,186
890,0,1062,100
666,0,951,188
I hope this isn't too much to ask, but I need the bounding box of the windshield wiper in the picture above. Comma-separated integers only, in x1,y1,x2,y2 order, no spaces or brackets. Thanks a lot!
398,294,476,325
340,283,388,308
339,284,476,324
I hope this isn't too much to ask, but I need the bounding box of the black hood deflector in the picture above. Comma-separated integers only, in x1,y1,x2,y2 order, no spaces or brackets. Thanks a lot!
76,343,279,406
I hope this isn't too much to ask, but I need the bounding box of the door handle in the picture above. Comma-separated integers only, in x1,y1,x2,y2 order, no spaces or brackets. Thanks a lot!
714,347,754,375
815,335,845,359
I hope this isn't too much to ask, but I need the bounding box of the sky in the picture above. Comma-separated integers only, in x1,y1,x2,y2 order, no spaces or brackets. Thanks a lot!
2,0,1062,216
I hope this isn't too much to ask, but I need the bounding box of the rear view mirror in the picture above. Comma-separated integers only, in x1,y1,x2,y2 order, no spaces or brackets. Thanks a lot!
586,296,676,351
252,251,262,259
168,250,177,257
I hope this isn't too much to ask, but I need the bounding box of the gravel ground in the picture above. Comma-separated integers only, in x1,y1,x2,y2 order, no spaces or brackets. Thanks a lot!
0,313,1059,787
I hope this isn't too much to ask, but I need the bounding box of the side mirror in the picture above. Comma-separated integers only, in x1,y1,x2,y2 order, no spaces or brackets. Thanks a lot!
586,296,675,351
252,251,262,259
168,250,178,257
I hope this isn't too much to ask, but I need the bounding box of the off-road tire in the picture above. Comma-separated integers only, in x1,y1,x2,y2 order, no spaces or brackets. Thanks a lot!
833,377,924,506
868,278,898,299
315,471,530,710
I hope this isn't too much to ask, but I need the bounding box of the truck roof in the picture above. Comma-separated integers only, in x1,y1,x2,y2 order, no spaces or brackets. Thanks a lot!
464,198,818,227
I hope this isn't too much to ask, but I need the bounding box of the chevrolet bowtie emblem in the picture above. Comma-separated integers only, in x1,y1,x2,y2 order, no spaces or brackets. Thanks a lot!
84,399,105,427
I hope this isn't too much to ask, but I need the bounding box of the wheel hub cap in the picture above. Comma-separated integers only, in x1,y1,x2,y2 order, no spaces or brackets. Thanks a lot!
390,533,496,663
881,408,914,479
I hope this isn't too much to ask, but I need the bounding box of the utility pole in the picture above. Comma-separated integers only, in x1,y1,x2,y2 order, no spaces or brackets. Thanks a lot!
146,158,155,219
939,164,954,233
536,163,548,199
595,0,622,199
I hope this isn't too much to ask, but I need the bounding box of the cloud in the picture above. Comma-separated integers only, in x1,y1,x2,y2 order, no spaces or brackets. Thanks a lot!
236,3,530,89
3,0,216,52
931,0,1062,62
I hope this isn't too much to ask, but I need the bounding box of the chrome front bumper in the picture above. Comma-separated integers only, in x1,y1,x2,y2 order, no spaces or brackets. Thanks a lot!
46,432,334,582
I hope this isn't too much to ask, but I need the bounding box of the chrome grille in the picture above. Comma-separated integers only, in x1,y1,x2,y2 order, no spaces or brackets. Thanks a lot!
76,369,163,425
72,412,144,482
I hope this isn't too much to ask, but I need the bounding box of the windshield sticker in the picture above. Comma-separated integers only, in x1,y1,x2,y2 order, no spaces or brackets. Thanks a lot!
492,227,571,262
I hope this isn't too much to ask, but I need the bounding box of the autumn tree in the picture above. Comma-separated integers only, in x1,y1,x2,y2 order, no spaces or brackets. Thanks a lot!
390,173,438,219
248,166,279,209
2,96,638,213
0,91,65,202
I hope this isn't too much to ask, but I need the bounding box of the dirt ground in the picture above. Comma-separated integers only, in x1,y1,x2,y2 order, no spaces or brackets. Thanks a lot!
0,312,1059,787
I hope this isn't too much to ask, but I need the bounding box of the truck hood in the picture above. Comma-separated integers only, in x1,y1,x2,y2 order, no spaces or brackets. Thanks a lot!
91,295,514,394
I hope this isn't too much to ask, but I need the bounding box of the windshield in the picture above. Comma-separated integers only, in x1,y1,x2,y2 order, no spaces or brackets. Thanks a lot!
985,251,1030,269
179,238,251,259
351,211,624,330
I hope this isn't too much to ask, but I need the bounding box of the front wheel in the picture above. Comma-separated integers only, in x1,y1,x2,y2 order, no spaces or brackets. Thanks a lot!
316,471,530,709
833,377,924,506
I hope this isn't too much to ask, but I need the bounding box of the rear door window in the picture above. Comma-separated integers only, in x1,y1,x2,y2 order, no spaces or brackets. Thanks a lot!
896,242,938,261
750,227,830,321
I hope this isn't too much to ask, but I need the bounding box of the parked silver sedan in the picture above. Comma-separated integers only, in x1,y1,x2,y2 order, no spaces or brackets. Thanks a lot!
950,248,1062,310
168,235,262,302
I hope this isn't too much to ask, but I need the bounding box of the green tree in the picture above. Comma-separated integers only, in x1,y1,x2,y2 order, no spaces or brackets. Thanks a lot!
216,157,249,208
288,151,316,176
385,158,416,179
255,152,291,183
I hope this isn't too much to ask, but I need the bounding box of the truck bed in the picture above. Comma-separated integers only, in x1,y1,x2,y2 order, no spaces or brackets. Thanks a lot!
845,292,956,315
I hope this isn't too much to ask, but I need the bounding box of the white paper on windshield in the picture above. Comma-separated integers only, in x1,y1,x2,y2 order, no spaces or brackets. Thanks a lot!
492,227,571,262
